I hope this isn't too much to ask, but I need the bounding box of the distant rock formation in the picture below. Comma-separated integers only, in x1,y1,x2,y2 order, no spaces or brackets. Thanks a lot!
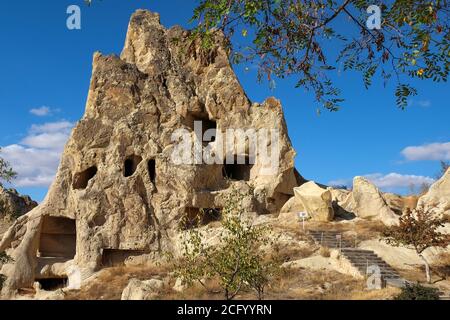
418,168,450,216
0,186,37,220
0,10,298,295
342,177,399,226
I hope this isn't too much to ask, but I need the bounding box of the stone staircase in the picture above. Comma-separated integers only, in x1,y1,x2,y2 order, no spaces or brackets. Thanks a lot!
309,230,407,288
309,230,354,249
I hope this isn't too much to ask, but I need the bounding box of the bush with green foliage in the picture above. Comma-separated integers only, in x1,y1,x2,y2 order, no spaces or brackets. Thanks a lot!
174,188,278,300
383,206,450,283
0,147,16,187
394,282,440,300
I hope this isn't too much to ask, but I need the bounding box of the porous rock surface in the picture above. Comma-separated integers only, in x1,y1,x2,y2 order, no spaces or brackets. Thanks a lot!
0,10,298,296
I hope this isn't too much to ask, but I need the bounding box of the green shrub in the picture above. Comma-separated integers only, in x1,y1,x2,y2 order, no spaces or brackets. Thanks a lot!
394,283,440,300
174,187,278,300
0,274,5,290
0,252,13,291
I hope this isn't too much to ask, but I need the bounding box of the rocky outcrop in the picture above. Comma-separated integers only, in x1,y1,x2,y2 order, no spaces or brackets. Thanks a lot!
0,10,298,296
280,195,304,214
418,168,450,216
383,193,418,215
294,181,334,222
0,186,37,220
345,177,399,226
121,278,164,300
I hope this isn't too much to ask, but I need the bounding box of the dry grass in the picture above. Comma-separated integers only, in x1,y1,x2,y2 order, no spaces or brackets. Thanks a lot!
432,252,450,279
62,261,402,300
271,223,310,241
163,266,400,300
63,264,170,300
307,219,386,244
263,267,399,300
272,243,317,264
60,218,407,301
318,247,331,258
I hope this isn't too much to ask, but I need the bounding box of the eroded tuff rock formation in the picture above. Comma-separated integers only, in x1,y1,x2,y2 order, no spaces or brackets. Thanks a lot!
0,10,298,295
418,168,450,216
0,186,37,220
336,177,399,226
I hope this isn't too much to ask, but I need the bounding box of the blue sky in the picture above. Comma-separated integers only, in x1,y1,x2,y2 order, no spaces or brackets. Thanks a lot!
0,0,448,202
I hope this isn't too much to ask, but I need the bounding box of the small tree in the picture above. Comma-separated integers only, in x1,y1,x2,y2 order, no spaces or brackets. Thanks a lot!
0,252,13,290
174,188,278,300
383,206,450,283
435,160,450,180
0,147,17,187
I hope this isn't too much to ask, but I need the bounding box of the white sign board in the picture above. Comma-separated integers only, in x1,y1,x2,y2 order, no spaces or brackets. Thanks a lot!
298,212,308,219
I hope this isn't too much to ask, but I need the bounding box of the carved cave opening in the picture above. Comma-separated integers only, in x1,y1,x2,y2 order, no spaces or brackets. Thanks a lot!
101,249,146,267
73,166,97,190
200,118,217,143
222,156,253,181
38,216,76,259
182,207,222,229
124,155,142,177
148,159,156,184
37,277,68,291
187,114,217,144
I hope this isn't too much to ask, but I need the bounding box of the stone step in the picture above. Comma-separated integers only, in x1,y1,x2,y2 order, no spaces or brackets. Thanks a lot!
385,278,408,288
341,249,374,254
357,267,398,272
310,230,342,234
309,230,407,288
357,270,400,277
353,263,390,266
348,258,390,263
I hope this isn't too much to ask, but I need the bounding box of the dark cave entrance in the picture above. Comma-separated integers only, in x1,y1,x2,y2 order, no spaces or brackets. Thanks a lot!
187,113,217,144
199,118,217,143
101,249,146,267
148,159,156,184
37,277,68,291
38,216,76,259
72,166,97,190
183,207,222,229
223,156,253,181
124,155,142,177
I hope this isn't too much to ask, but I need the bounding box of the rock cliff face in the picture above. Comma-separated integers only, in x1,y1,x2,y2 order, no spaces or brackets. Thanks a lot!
0,186,37,220
342,177,399,226
0,10,297,295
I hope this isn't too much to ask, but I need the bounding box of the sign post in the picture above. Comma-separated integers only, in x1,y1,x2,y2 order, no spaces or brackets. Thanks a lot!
336,234,342,252
298,212,308,231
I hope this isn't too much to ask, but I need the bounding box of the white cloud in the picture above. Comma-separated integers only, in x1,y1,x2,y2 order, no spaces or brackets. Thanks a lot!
408,99,431,108
22,121,73,151
363,173,434,189
401,142,450,161
30,106,52,116
0,121,74,187
329,172,435,192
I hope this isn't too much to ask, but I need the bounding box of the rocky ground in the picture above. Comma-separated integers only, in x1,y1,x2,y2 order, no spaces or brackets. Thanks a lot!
11,214,448,301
